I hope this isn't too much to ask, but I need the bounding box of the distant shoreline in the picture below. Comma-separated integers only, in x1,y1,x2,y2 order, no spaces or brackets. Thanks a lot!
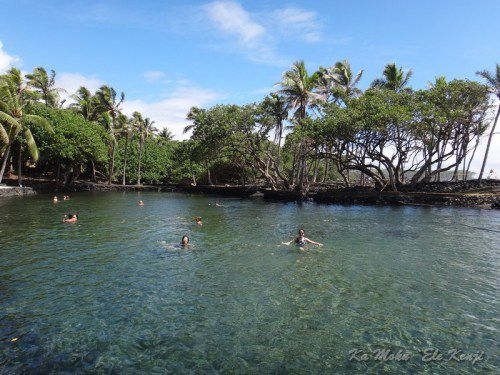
1,178,499,209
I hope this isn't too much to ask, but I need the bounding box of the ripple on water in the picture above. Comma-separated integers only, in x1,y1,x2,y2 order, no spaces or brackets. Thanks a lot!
0,193,498,373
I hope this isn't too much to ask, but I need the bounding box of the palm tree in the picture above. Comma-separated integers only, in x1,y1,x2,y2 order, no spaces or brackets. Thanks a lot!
262,93,288,156
371,63,412,92
276,61,323,190
328,60,363,101
476,63,500,182
158,128,174,141
25,67,64,107
95,85,125,184
276,60,323,120
0,68,52,185
133,112,156,185
69,86,98,121
117,113,133,185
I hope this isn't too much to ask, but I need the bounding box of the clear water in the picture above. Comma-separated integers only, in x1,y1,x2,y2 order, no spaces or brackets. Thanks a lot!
0,192,498,373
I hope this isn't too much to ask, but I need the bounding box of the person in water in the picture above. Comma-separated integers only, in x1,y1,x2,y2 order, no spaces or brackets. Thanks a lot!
283,229,323,246
53,196,58,203
138,200,144,206
195,217,202,226
62,213,78,223
63,195,70,201
181,235,190,248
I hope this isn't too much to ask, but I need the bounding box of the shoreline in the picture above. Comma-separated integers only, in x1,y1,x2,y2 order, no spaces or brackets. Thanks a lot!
1,179,499,209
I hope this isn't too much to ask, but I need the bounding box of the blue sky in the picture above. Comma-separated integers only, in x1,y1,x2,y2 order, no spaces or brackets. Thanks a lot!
0,0,499,171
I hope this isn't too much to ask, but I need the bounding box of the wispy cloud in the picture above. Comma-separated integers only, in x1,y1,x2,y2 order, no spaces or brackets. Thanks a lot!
142,70,167,83
204,1,264,42
0,41,20,73
273,8,323,43
201,2,327,66
202,1,285,66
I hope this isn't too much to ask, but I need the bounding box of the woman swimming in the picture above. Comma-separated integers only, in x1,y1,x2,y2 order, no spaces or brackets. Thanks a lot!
181,235,190,248
195,217,202,226
62,213,78,223
283,229,323,247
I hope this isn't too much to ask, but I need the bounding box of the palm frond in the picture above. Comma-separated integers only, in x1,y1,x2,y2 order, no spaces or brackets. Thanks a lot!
23,128,39,162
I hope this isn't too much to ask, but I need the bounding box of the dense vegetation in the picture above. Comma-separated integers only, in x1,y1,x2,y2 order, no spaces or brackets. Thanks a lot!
0,62,498,192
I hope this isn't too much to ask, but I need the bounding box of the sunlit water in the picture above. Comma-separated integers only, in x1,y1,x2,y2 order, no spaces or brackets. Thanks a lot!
0,192,498,373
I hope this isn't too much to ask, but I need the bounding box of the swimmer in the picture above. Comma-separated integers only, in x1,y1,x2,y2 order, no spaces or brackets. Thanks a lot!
62,213,78,223
138,200,144,206
282,229,323,247
63,195,70,201
181,235,190,248
194,217,202,226
53,196,58,203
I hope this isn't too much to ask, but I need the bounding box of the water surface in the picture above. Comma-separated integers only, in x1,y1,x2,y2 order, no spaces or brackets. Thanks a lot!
0,192,498,373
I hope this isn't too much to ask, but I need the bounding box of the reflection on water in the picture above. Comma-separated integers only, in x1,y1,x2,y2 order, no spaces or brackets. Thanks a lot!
0,192,499,373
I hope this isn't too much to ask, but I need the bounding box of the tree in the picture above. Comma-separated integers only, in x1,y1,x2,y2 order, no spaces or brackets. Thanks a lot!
30,104,109,185
117,113,133,185
0,68,53,185
69,86,98,121
262,93,288,155
476,63,500,182
317,60,363,104
25,67,64,107
276,60,323,191
132,112,156,185
371,63,413,92
95,85,124,184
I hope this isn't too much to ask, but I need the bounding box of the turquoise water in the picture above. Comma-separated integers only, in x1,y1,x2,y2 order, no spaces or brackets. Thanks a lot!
0,192,498,373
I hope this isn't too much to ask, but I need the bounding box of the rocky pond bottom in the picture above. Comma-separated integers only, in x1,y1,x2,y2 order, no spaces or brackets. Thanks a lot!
0,192,498,373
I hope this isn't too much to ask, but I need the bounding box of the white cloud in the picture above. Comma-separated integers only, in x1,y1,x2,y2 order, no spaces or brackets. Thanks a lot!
56,72,103,103
274,8,323,43
142,70,167,83
203,1,285,66
122,84,221,140
0,41,20,73
204,1,264,42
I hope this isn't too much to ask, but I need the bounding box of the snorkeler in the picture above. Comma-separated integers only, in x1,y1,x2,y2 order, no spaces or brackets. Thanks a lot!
138,200,144,206
62,213,78,223
195,217,202,226
181,235,190,248
283,229,323,246
53,196,58,203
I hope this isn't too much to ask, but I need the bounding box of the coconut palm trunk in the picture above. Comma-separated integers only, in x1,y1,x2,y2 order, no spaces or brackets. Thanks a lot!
137,136,143,185
478,105,499,182
122,135,129,185
18,144,23,187
0,145,12,184
108,142,115,184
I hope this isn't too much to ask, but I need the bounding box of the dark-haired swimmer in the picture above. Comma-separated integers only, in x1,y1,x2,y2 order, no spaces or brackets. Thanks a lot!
282,229,322,247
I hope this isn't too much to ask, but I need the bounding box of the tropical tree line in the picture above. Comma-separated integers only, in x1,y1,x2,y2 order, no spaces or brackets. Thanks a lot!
184,61,499,192
0,67,175,186
0,62,498,191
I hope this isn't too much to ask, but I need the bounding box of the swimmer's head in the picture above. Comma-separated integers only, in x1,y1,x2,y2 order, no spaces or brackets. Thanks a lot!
181,235,189,245
298,229,305,237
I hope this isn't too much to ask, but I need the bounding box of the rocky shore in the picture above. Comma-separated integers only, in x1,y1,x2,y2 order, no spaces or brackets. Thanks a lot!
1,178,499,209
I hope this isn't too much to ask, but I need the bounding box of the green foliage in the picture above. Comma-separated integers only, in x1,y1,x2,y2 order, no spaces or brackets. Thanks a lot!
114,137,173,184
30,104,109,171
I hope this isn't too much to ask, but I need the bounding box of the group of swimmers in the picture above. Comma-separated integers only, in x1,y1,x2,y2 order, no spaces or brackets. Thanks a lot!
53,197,323,248
52,195,79,223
